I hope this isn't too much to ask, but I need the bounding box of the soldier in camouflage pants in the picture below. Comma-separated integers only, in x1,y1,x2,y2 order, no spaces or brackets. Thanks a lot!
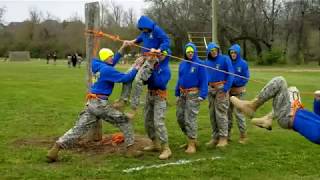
114,56,157,115
57,98,134,149
208,85,230,145
176,92,201,140
144,94,168,144
230,76,292,129
228,91,247,142
230,76,320,145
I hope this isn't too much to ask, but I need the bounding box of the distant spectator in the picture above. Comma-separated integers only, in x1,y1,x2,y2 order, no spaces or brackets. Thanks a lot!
76,53,83,68
53,52,57,65
71,54,77,68
46,53,51,64
67,54,72,68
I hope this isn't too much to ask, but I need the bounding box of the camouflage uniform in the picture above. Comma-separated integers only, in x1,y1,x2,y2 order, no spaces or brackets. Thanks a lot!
256,76,291,129
119,74,133,103
144,92,168,143
131,60,155,109
176,92,200,139
56,98,134,148
118,59,155,109
228,92,246,137
208,85,230,140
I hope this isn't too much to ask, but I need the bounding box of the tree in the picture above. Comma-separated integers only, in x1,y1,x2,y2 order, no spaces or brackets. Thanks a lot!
0,6,6,24
29,7,42,24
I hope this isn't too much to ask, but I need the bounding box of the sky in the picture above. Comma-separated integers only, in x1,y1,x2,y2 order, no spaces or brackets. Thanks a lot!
0,0,145,24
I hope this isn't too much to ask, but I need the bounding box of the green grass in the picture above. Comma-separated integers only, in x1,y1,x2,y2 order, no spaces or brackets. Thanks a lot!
1,60,320,179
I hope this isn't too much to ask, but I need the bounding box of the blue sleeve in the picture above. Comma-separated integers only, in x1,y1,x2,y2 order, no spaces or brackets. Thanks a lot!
135,33,143,44
198,65,208,99
100,67,137,83
175,65,182,97
155,27,170,51
223,58,234,92
111,52,122,66
314,99,320,116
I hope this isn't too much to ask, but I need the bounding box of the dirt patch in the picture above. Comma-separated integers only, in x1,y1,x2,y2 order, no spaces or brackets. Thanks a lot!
12,134,151,155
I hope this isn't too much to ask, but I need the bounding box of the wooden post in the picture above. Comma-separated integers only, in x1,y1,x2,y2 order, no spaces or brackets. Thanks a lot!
85,2,102,142
212,0,219,44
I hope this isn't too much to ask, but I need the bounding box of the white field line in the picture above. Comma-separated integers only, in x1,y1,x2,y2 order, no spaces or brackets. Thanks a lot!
122,156,223,173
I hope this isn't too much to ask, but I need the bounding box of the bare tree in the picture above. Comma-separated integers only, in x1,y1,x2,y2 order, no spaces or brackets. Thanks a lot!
0,6,6,24
123,8,136,27
29,7,42,24
110,0,124,26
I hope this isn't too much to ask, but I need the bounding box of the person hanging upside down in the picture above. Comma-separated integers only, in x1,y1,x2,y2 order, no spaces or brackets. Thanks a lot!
230,76,320,144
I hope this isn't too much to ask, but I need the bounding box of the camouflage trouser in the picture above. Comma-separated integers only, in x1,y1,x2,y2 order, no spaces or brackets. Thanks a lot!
257,76,291,129
228,92,246,136
208,86,230,139
56,98,134,148
130,60,154,109
144,92,168,144
176,93,200,139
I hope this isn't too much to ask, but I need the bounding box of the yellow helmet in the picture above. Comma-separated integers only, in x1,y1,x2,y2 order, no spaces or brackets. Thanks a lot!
99,48,114,61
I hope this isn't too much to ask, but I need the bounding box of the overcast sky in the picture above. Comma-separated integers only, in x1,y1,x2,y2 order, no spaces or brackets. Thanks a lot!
0,0,145,24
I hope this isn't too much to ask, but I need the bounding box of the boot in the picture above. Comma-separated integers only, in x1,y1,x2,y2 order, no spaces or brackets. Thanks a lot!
125,145,143,158
159,144,172,160
143,139,161,152
46,143,61,163
125,108,137,120
185,138,196,154
230,96,260,118
112,99,126,110
252,112,273,130
238,132,248,144
216,136,228,147
205,138,219,148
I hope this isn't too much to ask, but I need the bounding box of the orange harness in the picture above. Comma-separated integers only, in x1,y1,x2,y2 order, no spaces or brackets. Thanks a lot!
209,81,226,88
291,100,304,117
179,87,199,95
86,93,108,100
149,89,168,100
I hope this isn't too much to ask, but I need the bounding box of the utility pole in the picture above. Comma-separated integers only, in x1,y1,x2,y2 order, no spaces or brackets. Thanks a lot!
85,2,102,141
212,0,219,44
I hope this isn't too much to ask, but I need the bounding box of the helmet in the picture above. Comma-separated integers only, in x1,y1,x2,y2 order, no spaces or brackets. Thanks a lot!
99,48,114,61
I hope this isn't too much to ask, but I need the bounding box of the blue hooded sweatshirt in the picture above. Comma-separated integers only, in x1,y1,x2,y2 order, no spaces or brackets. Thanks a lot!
293,108,320,144
135,16,170,53
145,50,171,90
175,42,208,99
90,53,138,95
204,42,234,92
228,44,250,87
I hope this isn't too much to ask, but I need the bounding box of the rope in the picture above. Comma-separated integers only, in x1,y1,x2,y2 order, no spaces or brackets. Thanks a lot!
85,29,264,84
85,30,317,97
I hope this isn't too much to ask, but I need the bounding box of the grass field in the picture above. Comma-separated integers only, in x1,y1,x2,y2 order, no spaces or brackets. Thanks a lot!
0,60,320,179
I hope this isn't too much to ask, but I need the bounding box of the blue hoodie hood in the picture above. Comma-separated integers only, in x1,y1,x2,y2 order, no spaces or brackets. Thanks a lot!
228,44,241,62
175,42,208,99
184,42,198,62
204,42,234,92
206,42,220,59
227,44,250,88
137,16,155,31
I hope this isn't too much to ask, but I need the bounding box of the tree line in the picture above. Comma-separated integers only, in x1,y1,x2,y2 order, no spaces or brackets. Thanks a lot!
0,0,319,65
